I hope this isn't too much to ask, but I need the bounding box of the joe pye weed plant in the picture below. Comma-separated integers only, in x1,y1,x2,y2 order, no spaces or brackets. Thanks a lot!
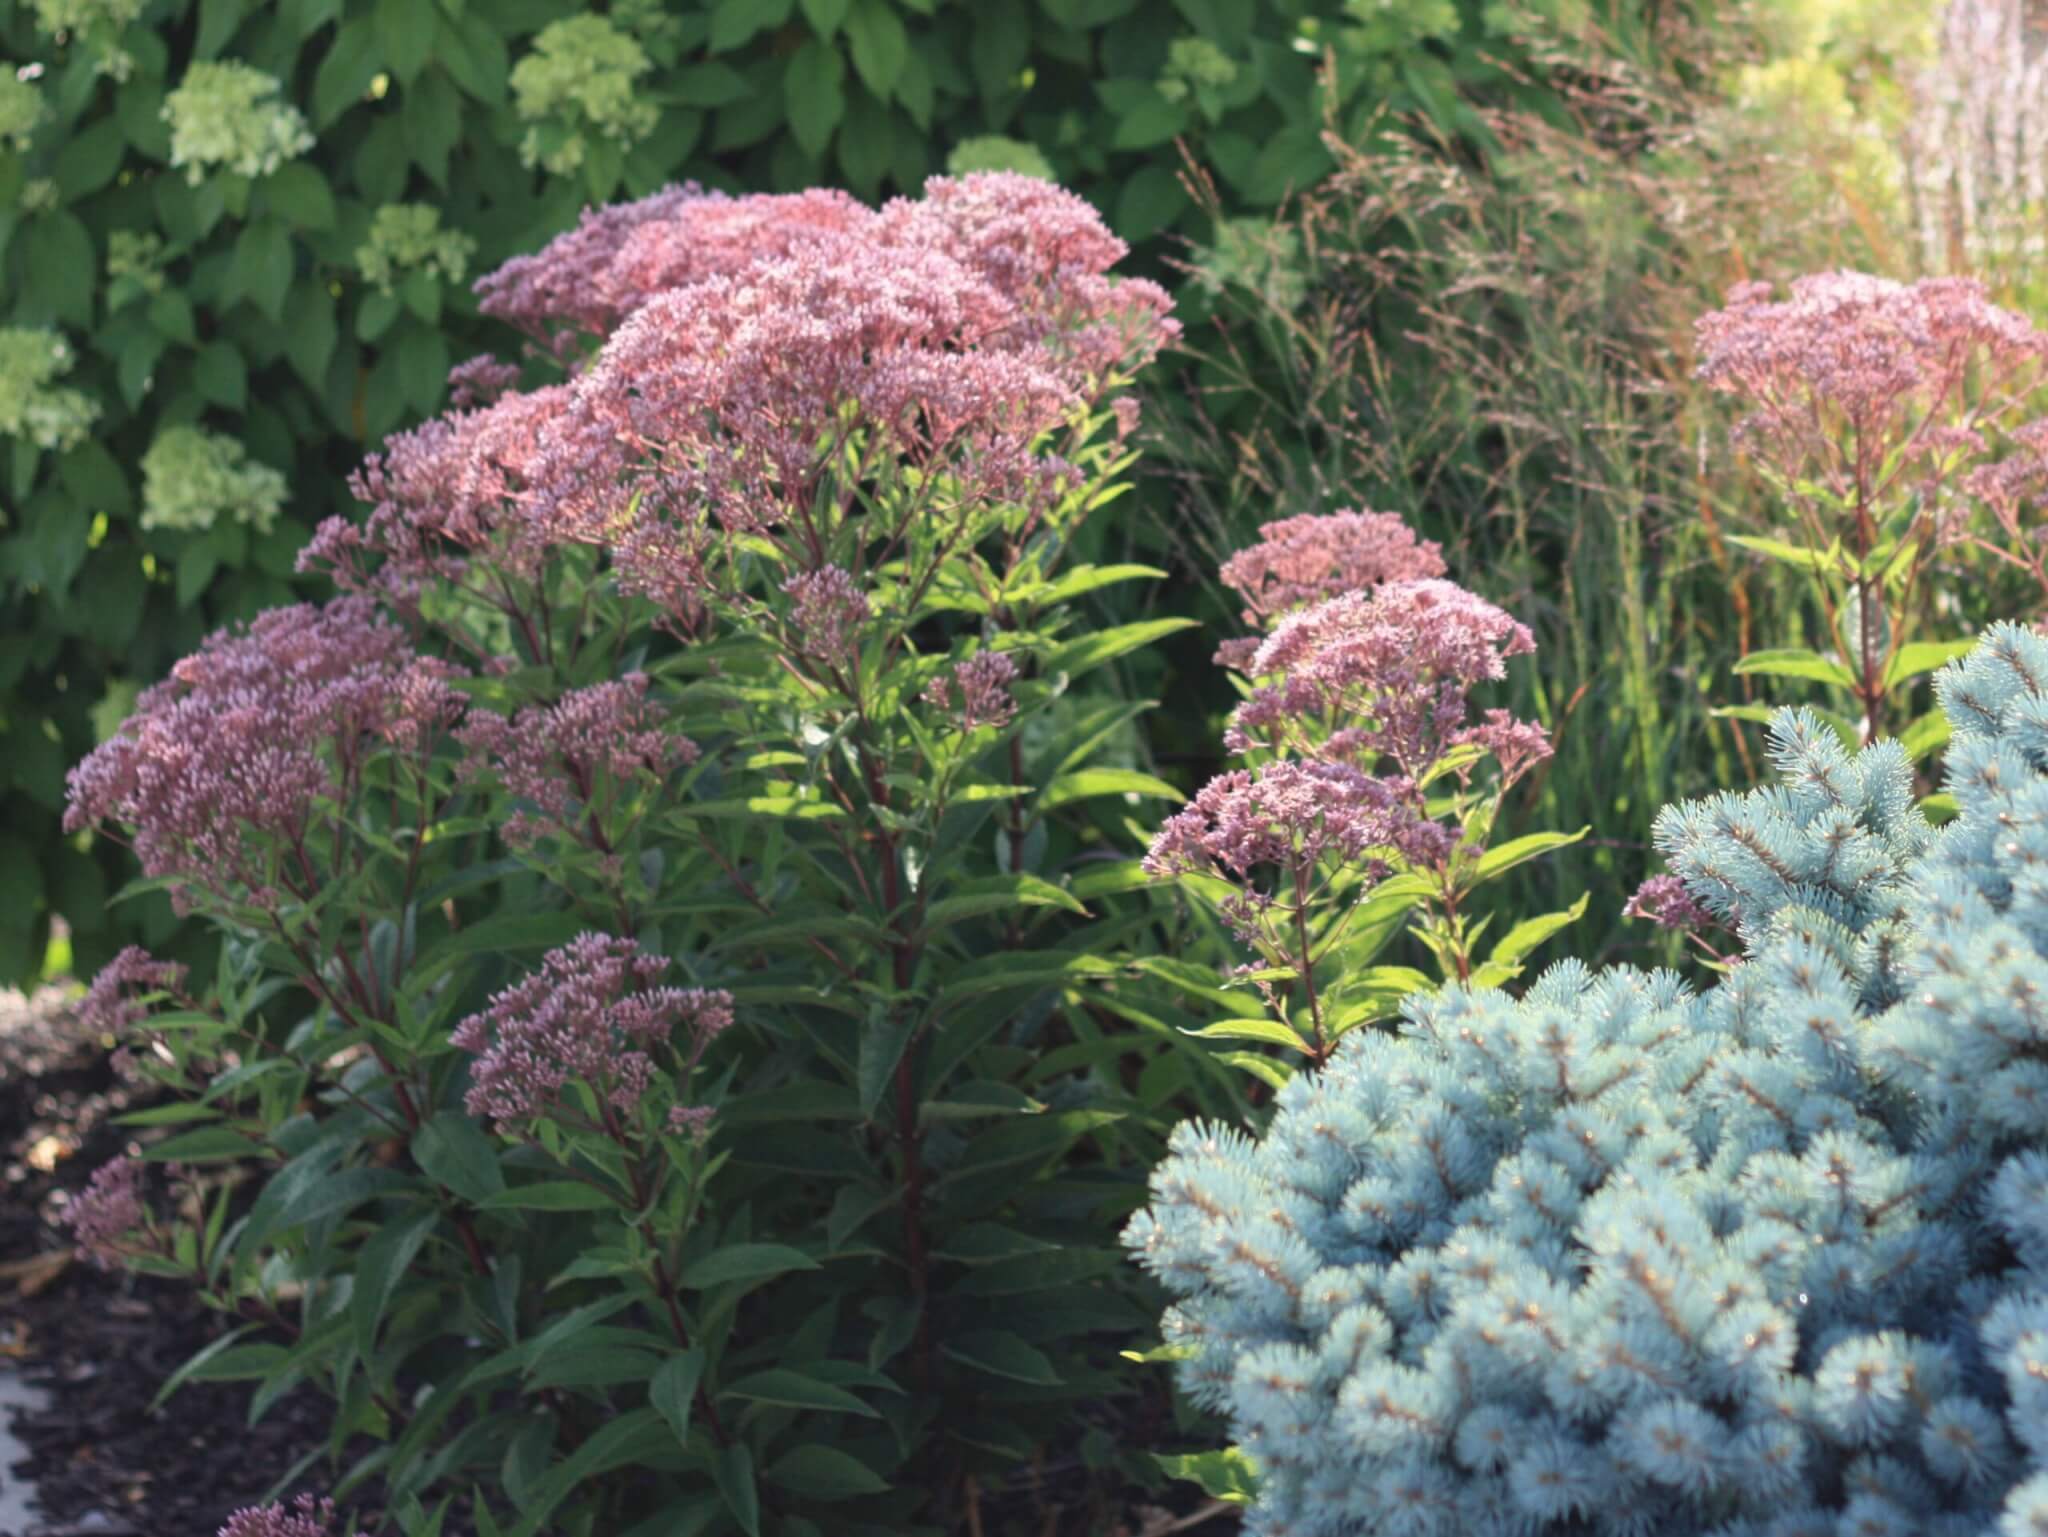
60,173,1196,1535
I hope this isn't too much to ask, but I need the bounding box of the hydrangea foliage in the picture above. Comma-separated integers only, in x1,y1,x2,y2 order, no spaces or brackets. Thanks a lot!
1127,621,2048,1536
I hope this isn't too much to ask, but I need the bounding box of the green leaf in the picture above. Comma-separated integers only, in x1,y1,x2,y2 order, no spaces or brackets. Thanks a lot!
195,0,246,57
712,0,793,51
150,1325,260,1410
942,1330,1061,1385
1182,1017,1313,1054
1733,648,1857,690
195,342,247,410
1041,618,1197,681
801,0,852,37
1899,709,1951,763
1726,533,1837,573
351,1207,439,1362
1039,768,1184,811
1883,637,1977,688
25,216,94,327
263,163,336,229
1325,965,1434,1036
479,1181,618,1212
845,0,909,98
650,1350,705,1447
1153,1447,1260,1504
721,1367,877,1417
784,40,846,157
715,1444,761,1537
284,282,338,386
313,19,383,128
232,221,294,322
921,872,1087,929
1472,827,1588,881
857,1008,917,1120
505,1410,669,1537
138,1125,264,1163
679,1243,820,1291
54,119,127,201
396,325,449,414
1489,893,1590,968
148,290,200,345
764,1444,891,1500
375,0,437,82
411,1112,505,1204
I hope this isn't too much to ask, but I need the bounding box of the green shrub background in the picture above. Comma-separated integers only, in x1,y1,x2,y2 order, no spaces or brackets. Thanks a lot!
0,0,1551,983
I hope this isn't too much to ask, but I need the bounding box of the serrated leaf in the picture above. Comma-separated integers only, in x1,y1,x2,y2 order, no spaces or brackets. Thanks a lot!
680,1243,819,1291
1489,892,1590,968
479,1181,618,1212
764,1443,890,1500
1041,618,1197,680
1153,1447,1259,1503
1472,827,1588,881
1182,1016,1313,1053
1039,768,1184,811
1726,533,1836,573
1883,637,1977,688
411,1112,505,1204
942,1329,1061,1385
722,1367,877,1416
651,1350,705,1447
1732,648,1858,690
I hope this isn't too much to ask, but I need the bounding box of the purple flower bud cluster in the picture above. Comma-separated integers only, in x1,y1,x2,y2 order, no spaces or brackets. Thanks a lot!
76,945,186,1036
1623,872,1716,934
216,1496,365,1537
782,565,871,665
450,932,733,1129
456,673,696,852
64,1154,147,1268
64,599,466,912
924,650,1019,731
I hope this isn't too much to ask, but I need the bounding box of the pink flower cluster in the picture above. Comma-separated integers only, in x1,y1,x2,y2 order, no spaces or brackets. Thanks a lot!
300,384,572,606
1218,508,1448,631
456,674,696,852
782,565,871,665
1623,873,1715,934
77,946,186,1036
1227,579,1540,774
925,650,1019,731
216,1496,366,1537
64,600,465,911
65,1154,147,1267
451,933,733,1129
1694,272,2047,480
1144,762,1454,940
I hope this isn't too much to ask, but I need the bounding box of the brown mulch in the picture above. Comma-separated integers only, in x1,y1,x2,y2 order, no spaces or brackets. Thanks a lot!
0,986,344,1537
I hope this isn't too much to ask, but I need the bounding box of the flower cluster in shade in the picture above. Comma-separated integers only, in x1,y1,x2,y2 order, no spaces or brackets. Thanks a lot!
77,945,185,1036
28,0,146,77
64,1154,146,1268
508,14,656,176
450,932,733,1130
63,599,465,912
0,326,99,451
1693,272,2047,505
140,425,287,535
160,61,312,184
1127,622,2048,1537
455,674,696,853
355,203,476,295
215,1496,366,1537
106,229,168,296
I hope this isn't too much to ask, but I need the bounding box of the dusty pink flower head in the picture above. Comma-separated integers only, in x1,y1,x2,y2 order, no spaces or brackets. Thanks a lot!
782,565,871,664
1217,509,1448,636
451,933,732,1128
474,184,875,354
1695,272,2047,481
78,946,186,1036
217,1496,366,1537
925,650,1019,731
65,600,466,912
1144,761,1455,941
1623,873,1716,934
1227,579,1540,777
302,384,573,604
456,673,695,852
65,1155,147,1267
447,354,521,409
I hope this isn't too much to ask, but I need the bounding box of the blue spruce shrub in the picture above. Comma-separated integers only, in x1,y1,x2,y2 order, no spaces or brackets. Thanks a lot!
1124,622,2048,1537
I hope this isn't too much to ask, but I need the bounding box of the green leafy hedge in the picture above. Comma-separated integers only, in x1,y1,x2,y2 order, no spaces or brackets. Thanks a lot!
0,0,1532,982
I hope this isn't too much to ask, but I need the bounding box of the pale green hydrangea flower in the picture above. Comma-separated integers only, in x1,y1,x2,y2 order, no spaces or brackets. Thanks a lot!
1157,36,1238,102
0,328,100,452
107,229,167,295
511,15,657,175
140,425,286,535
945,136,1055,180
357,203,477,294
29,0,145,79
0,67,44,152
18,177,58,214
162,62,314,185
